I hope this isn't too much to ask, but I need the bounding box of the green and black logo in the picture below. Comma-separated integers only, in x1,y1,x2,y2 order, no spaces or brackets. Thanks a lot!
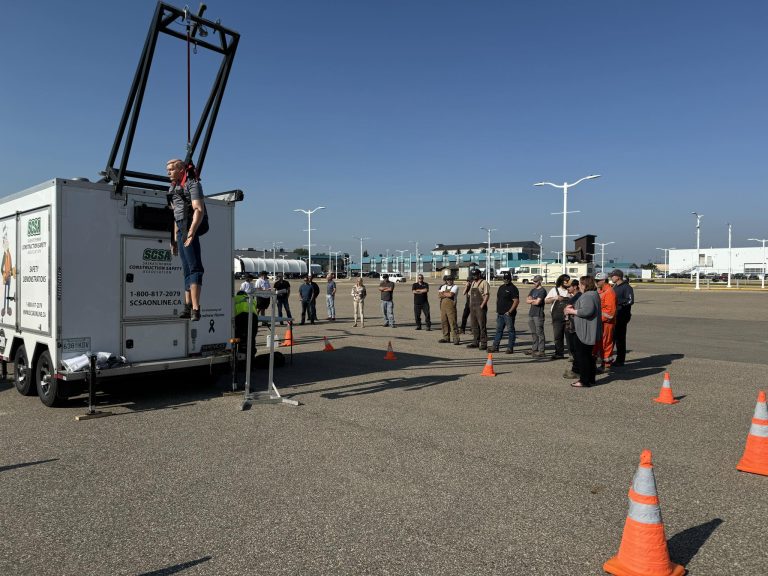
143,248,172,262
27,217,41,237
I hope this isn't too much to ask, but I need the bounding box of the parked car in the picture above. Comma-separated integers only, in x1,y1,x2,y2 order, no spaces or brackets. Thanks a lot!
387,273,407,283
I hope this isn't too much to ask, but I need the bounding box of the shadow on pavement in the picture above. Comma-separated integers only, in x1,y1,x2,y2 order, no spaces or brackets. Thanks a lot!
0,458,59,474
668,518,723,567
600,353,685,383
313,372,462,399
137,556,212,575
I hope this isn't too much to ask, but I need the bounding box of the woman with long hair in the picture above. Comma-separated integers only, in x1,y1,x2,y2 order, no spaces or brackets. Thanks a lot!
545,273,571,360
563,276,602,387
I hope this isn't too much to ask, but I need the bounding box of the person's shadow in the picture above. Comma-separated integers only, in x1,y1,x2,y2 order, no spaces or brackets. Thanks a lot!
598,353,684,384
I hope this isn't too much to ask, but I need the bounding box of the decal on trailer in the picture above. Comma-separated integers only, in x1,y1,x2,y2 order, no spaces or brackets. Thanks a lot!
19,208,51,333
0,217,17,326
123,237,185,319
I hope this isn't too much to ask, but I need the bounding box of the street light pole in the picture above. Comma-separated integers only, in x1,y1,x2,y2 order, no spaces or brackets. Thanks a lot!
655,247,675,282
534,174,601,275
396,250,407,275
481,227,496,283
595,241,615,274
354,236,370,278
294,206,326,275
409,240,420,274
692,212,703,290
272,241,283,275
727,223,732,288
748,237,768,289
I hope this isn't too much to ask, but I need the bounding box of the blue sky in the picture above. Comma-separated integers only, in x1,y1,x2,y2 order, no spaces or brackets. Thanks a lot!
2,1,766,264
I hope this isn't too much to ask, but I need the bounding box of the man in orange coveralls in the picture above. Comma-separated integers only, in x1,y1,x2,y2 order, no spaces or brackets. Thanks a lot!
594,272,616,372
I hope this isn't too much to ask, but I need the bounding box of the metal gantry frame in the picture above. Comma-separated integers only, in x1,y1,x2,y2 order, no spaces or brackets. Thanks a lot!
101,2,240,194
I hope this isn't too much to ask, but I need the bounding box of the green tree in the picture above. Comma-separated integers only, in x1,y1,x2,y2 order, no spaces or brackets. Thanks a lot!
294,248,308,256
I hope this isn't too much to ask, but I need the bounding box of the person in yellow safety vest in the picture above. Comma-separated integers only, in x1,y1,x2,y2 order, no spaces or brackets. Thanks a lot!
234,282,259,354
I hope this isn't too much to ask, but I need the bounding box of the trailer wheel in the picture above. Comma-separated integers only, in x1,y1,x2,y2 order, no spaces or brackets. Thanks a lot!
35,351,63,407
14,345,35,396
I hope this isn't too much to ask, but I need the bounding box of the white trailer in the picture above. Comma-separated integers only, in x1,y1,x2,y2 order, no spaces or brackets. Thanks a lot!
0,178,238,406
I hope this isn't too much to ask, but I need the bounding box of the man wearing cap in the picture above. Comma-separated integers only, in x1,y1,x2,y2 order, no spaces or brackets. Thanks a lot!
464,268,490,349
437,274,460,344
273,272,292,325
610,269,634,367
412,274,432,331
298,275,316,325
490,272,519,354
379,273,395,327
525,275,547,358
594,272,617,371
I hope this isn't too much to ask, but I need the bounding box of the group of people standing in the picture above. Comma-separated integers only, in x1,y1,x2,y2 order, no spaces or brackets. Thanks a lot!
236,268,634,389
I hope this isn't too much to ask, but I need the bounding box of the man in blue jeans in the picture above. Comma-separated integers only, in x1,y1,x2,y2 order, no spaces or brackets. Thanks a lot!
490,272,519,353
298,275,316,325
167,158,204,321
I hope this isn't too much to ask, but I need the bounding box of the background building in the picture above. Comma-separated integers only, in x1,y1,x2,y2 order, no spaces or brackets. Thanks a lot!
668,247,766,276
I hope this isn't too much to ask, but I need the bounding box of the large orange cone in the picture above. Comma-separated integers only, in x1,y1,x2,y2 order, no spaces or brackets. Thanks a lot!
279,325,294,347
384,341,397,360
604,450,685,576
322,336,335,352
736,390,768,476
481,353,496,377
653,373,679,405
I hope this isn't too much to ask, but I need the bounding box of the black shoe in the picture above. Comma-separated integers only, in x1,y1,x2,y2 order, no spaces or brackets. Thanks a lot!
438,338,449,343
415,326,422,330
191,309,201,321
453,340,461,345
524,350,533,356
466,343,479,349
613,361,625,367
426,326,432,331
505,349,514,354
479,344,487,350
179,304,192,319
300,321,305,325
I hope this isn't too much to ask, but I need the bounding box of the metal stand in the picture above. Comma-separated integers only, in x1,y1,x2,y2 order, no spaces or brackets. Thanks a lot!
221,337,241,396
240,292,299,410
75,355,113,421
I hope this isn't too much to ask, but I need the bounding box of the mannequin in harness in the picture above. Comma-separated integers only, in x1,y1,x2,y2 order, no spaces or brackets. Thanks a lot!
167,158,206,321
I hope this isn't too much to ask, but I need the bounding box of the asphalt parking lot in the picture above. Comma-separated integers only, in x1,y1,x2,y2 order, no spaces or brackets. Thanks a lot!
1,283,767,575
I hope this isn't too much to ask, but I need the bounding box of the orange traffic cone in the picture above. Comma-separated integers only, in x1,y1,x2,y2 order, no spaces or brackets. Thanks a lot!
323,336,335,352
481,353,496,377
604,449,685,576
384,341,397,360
280,325,294,347
653,373,679,405
736,390,768,476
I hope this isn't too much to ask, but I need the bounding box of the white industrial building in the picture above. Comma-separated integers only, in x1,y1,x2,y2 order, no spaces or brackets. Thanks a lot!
669,246,767,276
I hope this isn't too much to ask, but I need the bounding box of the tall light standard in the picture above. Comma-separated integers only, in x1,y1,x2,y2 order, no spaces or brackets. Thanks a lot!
481,227,496,283
692,212,703,290
329,250,340,276
409,240,420,274
272,241,283,275
534,174,601,274
294,206,326,275
552,250,562,263
279,254,286,275
537,234,544,282
396,250,407,275
655,247,675,282
727,223,732,288
595,241,615,274
354,236,370,278
748,237,768,289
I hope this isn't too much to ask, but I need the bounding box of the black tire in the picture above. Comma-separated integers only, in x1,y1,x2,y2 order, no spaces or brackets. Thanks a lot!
36,350,65,407
14,345,35,396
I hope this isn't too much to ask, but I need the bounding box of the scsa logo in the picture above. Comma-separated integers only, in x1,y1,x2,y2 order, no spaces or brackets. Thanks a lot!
143,248,172,261
27,217,41,237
